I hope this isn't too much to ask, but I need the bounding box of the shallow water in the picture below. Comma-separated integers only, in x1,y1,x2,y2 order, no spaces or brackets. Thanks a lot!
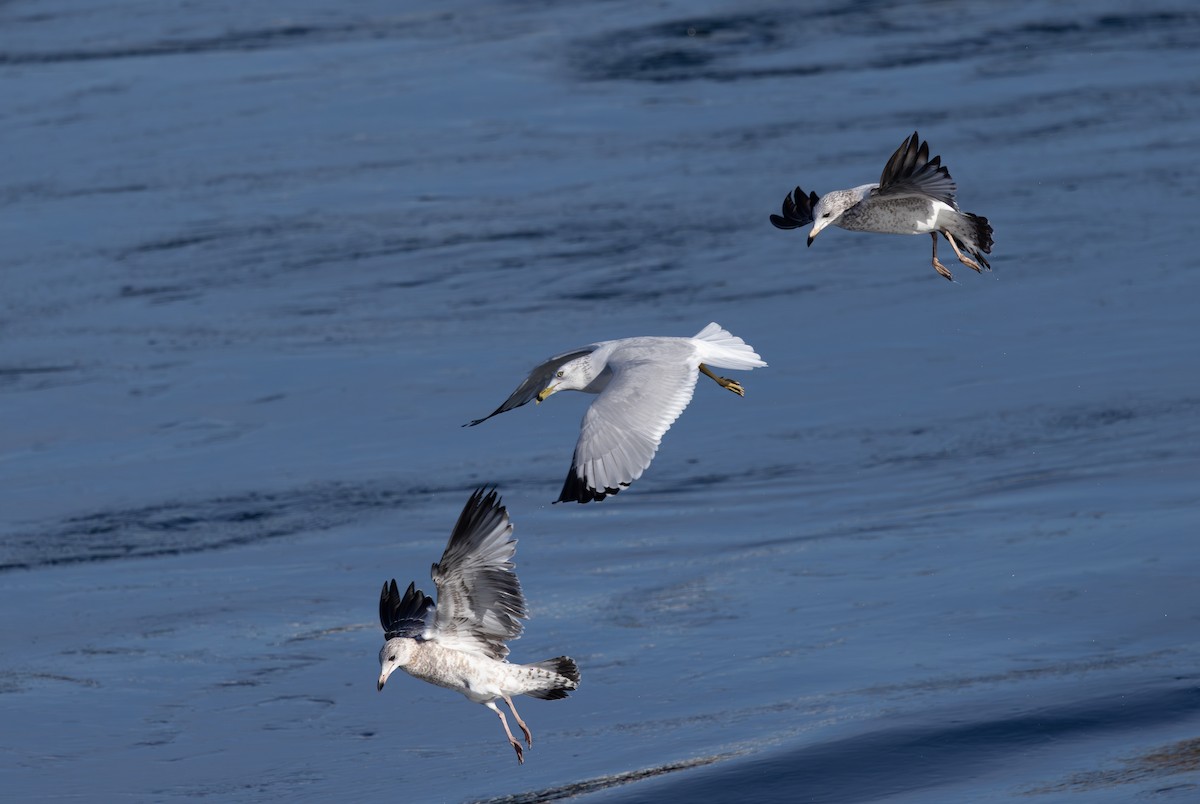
3,0,1199,801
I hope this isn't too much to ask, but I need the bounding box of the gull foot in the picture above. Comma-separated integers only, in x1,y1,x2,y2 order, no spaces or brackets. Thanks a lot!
932,258,954,282
509,739,525,764
718,378,746,397
958,255,983,273
699,363,746,396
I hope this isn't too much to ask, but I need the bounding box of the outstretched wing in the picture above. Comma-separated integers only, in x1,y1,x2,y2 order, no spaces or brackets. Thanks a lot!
464,346,598,427
379,579,435,640
873,131,957,206
769,186,820,229
429,488,528,660
557,341,700,503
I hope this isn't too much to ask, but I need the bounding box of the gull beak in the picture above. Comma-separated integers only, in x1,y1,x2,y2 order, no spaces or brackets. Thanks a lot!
377,677,386,692
807,220,826,247
536,386,556,404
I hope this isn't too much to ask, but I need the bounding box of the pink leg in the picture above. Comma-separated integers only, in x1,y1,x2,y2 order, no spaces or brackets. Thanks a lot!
943,231,982,273
485,701,524,764
930,232,954,281
504,695,533,748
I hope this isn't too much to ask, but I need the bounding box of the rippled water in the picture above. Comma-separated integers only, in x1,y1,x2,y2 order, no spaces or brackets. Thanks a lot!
3,0,1199,801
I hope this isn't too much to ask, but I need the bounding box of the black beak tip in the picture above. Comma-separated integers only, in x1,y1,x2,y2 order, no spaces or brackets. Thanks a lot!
806,236,814,247
377,681,385,692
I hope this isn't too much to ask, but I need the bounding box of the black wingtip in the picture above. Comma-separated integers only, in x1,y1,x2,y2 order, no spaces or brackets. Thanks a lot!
380,578,434,638
456,485,505,527
769,213,795,230
555,467,623,504
770,185,818,230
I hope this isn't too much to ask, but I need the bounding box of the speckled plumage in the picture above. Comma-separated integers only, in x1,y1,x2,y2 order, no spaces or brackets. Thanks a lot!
377,489,579,764
770,131,994,281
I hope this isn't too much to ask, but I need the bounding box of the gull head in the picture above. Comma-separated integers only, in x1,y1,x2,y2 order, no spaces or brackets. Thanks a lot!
377,638,414,691
538,355,596,402
807,189,857,246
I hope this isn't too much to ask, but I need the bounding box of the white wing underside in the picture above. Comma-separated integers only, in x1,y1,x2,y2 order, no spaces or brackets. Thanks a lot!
428,490,527,660
569,342,701,494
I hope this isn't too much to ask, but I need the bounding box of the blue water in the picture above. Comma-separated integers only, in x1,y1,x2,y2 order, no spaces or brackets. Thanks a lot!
3,1,1199,801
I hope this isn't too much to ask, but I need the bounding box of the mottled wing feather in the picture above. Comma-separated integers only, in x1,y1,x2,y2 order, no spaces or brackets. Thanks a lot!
874,131,957,206
769,186,820,229
429,488,527,660
379,579,435,640
465,347,598,427
556,343,700,503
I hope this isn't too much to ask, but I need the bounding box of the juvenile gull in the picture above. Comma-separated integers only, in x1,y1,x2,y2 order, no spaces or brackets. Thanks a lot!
377,487,579,764
465,322,767,503
770,131,994,281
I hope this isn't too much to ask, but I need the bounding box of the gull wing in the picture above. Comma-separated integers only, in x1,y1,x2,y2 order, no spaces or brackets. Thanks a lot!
379,579,435,640
873,131,957,206
769,186,820,229
428,488,527,660
557,341,699,503
465,346,598,427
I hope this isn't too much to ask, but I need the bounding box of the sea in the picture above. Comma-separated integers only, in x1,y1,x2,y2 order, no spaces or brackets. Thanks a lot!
2,1,1199,801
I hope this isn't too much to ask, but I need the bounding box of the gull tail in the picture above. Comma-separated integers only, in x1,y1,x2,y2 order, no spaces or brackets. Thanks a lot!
524,656,581,700
942,211,993,271
693,322,768,370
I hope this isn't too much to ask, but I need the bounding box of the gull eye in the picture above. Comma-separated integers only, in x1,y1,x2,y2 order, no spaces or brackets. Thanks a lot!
555,370,564,378
388,654,396,662
822,213,831,218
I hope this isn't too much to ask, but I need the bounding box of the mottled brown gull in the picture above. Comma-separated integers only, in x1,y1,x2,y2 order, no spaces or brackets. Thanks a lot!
377,488,579,764
465,322,767,503
770,131,994,281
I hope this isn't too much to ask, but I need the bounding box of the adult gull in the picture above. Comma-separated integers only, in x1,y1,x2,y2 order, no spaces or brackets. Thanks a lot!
377,488,579,764
770,131,994,281
465,322,767,503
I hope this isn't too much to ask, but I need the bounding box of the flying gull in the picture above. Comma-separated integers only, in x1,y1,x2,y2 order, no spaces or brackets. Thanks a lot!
465,322,767,503
770,131,994,281
377,487,580,764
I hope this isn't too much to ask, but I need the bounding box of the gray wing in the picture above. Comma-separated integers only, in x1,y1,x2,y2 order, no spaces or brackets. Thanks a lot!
465,346,598,427
873,131,957,207
557,343,699,503
429,487,527,660
379,579,435,640
769,186,820,229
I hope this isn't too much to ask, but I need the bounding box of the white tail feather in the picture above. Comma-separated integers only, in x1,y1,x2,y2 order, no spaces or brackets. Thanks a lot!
692,322,767,370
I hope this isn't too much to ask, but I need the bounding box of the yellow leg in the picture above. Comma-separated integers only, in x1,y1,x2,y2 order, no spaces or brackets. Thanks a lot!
699,363,745,397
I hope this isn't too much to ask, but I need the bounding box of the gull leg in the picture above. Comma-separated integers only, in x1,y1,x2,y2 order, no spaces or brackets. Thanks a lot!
504,695,533,748
930,233,954,281
699,363,745,397
943,231,983,273
485,700,524,764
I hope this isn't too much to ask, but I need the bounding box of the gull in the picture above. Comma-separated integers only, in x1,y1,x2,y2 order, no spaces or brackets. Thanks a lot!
770,131,994,281
377,487,580,764
465,322,766,503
